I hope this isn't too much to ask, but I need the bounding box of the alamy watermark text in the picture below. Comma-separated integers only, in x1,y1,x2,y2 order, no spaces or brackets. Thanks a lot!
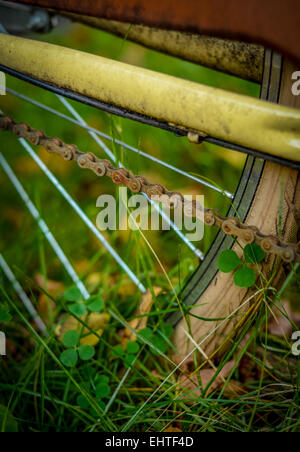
0,72,6,95
96,187,204,242
0,331,6,356
291,71,300,96
291,331,300,356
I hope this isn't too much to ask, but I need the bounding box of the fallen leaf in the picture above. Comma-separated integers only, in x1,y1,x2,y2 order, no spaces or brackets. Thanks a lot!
120,287,161,344
163,427,182,432
74,259,89,274
179,360,235,398
55,313,110,346
35,274,64,323
172,353,196,374
86,272,102,289
35,275,63,292
239,354,260,383
223,380,247,399
268,300,300,337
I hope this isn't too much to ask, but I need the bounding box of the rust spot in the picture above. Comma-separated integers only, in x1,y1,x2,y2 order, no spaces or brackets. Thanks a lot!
7,0,300,63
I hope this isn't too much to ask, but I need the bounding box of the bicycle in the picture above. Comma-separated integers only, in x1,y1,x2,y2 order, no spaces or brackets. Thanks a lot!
0,0,299,362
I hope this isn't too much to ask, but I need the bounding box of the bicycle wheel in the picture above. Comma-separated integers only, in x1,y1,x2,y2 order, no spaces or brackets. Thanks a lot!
0,7,299,361
173,54,300,356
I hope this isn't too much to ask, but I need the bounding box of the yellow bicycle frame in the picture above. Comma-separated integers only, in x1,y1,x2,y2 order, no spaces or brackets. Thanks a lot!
0,34,299,162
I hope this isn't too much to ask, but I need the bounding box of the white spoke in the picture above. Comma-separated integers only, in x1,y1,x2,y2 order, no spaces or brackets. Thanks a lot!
7,88,233,198
14,139,146,293
0,153,90,300
58,95,204,259
0,253,47,334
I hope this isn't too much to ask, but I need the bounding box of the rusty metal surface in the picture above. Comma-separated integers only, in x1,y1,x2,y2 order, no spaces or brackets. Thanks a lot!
6,0,300,63
1,113,299,264
65,14,263,82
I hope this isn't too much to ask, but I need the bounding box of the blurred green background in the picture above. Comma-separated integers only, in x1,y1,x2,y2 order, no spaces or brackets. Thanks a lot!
0,20,260,295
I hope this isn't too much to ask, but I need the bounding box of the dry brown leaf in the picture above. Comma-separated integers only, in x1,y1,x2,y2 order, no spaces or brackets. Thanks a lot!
163,427,182,432
74,259,89,274
86,272,119,292
35,275,64,294
268,300,300,337
55,313,110,346
151,370,164,380
86,272,102,289
222,380,247,399
179,360,235,398
35,275,64,323
120,287,161,345
239,354,260,383
38,296,56,323
172,353,196,373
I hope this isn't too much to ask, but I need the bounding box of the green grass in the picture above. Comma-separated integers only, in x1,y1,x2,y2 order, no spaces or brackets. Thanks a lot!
0,22,299,432
1,263,300,432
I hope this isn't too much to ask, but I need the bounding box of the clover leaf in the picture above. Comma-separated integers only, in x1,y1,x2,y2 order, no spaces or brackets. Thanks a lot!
218,249,242,273
234,266,256,288
243,243,265,264
79,345,95,361
60,349,78,368
62,330,80,348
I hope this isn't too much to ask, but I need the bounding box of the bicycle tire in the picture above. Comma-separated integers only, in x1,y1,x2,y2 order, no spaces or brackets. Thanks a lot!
172,52,300,356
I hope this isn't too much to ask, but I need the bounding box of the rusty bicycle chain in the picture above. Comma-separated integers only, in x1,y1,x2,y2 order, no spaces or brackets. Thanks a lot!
1,114,299,264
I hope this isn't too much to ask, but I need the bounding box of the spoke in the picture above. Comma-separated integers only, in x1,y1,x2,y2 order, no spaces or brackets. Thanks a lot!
143,195,204,259
0,153,90,300
7,88,233,198
0,253,47,334
1,23,198,287
13,138,146,293
58,95,204,259
58,95,115,161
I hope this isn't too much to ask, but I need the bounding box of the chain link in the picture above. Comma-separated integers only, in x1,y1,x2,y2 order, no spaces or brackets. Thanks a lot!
1,114,299,263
